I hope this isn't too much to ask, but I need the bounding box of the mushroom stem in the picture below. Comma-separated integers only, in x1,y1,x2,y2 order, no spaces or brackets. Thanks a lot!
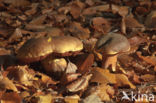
102,54,118,72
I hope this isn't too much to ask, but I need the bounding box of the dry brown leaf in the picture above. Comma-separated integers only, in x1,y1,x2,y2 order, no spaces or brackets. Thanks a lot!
1,92,22,103
70,4,81,19
31,94,54,103
66,60,77,74
45,27,64,37
0,77,18,91
29,14,47,25
83,38,97,52
137,51,156,65
65,95,80,103
8,28,22,42
69,22,90,39
140,74,156,82
125,16,144,28
25,3,38,15
7,65,34,86
118,6,129,17
145,10,156,28
60,73,81,85
92,17,111,33
126,70,141,84
96,84,115,101
36,72,58,85
74,53,94,74
82,5,109,15
3,0,30,7
25,24,46,31
81,94,102,103
0,48,11,56
66,74,92,92
91,67,136,89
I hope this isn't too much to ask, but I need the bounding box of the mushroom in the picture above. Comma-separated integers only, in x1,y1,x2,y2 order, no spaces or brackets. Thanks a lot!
16,37,53,63
41,55,67,76
95,33,130,72
51,36,83,56
16,36,83,63
16,36,83,76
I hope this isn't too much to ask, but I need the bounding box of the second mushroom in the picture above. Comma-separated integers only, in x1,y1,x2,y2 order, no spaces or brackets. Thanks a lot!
95,33,130,72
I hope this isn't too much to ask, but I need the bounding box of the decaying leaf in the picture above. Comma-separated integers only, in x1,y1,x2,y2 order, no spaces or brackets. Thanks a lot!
1,92,22,103
65,60,78,74
3,0,30,7
82,5,109,15
145,10,156,28
81,94,102,103
7,65,34,86
91,67,136,89
125,16,144,29
91,17,111,33
140,74,156,82
137,51,156,65
65,95,80,103
69,22,90,39
35,72,58,85
66,74,92,92
30,93,54,103
74,53,94,74
0,76,18,91
61,73,81,85
83,38,97,52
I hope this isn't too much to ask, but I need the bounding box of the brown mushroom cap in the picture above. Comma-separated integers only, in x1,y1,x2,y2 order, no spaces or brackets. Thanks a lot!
95,33,130,55
41,55,67,73
17,36,83,63
16,37,53,63
52,36,83,53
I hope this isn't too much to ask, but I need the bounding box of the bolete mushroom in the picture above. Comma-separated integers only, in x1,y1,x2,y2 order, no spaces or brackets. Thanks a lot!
41,55,67,76
16,36,83,63
95,33,130,72
16,36,83,76
16,37,53,63
52,36,83,56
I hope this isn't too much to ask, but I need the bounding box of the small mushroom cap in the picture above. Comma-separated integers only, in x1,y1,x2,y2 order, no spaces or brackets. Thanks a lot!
17,37,53,63
95,33,130,55
52,36,83,53
41,55,67,73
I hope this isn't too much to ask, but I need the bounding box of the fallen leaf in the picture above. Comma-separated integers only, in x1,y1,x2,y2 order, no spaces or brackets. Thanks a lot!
3,0,30,7
25,3,38,15
140,74,156,82
83,38,97,52
0,77,18,91
8,28,22,42
137,51,156,65
31,93,54,103
29,14,47,25
65,60,78,74
7,65,34,86
1,92,22,103
91,67,136,89
74,53,94,74
60,73,81,85
91,17,111,33
65,95,80,103
69,22,90,39
145,10,156,28
66,74,92,92
125,16,144,28
36,72,58,85
96,84,115,101
81,94,102,103
82,5,109,15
